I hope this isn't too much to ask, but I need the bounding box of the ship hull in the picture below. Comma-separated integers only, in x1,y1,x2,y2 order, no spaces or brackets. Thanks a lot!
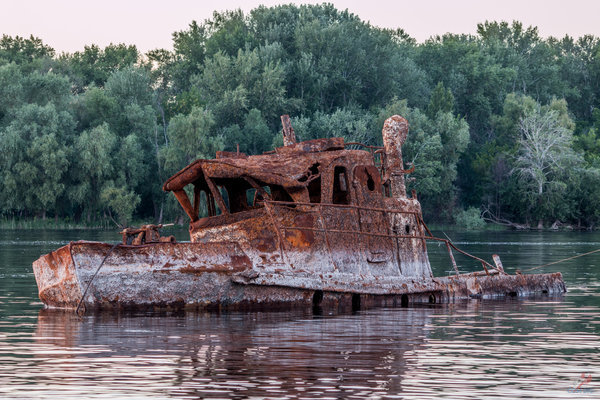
32,241,566,311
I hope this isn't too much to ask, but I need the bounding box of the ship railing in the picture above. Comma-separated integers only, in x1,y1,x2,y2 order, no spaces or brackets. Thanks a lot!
345,142,385,172
262,199,502,276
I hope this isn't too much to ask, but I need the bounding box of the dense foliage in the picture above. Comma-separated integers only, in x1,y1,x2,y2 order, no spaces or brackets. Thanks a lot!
1,4,599,228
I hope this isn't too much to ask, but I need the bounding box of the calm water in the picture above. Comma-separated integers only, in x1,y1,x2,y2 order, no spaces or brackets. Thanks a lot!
0,229,599,399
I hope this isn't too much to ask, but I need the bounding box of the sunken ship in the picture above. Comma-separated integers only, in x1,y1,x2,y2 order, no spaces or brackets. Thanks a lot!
32,115,566,311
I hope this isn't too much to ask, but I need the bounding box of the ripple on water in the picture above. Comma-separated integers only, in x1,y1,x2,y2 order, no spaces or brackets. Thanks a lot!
0,230,598,399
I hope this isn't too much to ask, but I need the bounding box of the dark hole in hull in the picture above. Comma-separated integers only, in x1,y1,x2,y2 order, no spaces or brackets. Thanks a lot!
401,294,409,307
312,290,323,307
428,294,436,304
352,294,361,311
312,290,323,315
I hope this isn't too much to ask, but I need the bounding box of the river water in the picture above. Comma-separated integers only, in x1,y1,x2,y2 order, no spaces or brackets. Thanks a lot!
0,229,598,399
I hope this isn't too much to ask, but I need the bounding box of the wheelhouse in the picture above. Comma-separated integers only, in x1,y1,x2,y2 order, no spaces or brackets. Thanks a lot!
162,137,383,227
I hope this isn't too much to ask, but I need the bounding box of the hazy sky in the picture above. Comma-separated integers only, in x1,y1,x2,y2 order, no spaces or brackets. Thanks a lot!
2,0,600,54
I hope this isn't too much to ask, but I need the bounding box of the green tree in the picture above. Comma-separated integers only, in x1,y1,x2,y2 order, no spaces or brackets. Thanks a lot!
417,33,514,137
477,21,564,104
0,34,54,72
426,82,455,118
170,21,207,91
0,63,23,123
56,43,139,92
161,106,222,174
100,184,140,227
73,86,118,131
193,47,286,127
22,71,71,108
293,107,373,144
0,103,74,218
228,108,273,154
491,93,538,146
204,9,256,58
103,67,161,219
70,123,117,221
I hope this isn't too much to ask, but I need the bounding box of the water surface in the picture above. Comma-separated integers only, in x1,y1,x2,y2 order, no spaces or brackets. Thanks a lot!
0,229,598,398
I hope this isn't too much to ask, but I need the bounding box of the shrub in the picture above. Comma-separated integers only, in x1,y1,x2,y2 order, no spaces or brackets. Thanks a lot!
454,207,485,230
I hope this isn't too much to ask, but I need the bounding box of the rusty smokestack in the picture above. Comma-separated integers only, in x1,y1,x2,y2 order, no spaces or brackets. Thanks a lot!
382,115,409,198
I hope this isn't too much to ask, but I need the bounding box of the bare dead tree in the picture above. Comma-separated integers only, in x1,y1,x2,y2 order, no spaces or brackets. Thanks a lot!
511,110,579,228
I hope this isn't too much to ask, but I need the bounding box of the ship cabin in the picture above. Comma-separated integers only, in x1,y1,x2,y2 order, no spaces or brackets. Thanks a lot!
162,118,433,279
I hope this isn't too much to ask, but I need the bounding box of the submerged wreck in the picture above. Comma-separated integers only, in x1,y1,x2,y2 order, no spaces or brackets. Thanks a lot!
33,115,566,311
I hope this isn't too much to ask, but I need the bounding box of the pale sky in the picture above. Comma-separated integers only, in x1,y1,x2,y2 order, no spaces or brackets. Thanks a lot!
2,0,600,54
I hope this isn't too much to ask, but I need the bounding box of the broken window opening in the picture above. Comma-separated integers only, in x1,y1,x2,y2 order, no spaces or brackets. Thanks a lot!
269,184,295,205
217,186,228,215
207,190,217,217
204,176,229,216
251,182,295,208
252,186,270,206
246,188,256,207
383,181,392,197
332,166,349,205
200,175,297,216
245,187,271,208
298,163,320,182
213,178,259,214
296,162,322,204
240,176,272,208
308,176,321,203
229,184,254,213
366,173,375,191
194,189,210,218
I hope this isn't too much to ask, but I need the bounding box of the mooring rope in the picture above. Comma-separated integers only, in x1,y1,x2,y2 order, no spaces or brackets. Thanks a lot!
521,248,600,273
75,242,121,315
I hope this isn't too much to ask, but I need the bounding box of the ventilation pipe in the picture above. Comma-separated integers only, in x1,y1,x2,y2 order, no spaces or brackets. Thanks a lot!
382,115,409,198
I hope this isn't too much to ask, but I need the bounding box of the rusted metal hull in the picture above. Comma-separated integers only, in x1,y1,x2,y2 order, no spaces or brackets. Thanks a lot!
32,241,566,311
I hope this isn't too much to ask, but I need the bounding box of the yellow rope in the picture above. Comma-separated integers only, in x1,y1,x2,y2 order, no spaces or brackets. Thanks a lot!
521,248,600,273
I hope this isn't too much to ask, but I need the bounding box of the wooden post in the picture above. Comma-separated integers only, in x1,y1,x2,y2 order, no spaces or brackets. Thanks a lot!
492,254,505,274
281,115,297,146
446,242,460,275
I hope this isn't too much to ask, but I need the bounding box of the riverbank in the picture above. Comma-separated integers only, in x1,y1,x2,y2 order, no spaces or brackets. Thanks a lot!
0,217,187,230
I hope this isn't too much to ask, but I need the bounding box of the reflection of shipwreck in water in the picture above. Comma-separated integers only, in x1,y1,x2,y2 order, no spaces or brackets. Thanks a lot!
32,115,566,311
33,308,434,397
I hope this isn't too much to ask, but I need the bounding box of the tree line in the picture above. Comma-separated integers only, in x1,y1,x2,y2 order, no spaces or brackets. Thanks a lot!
1,4,599,228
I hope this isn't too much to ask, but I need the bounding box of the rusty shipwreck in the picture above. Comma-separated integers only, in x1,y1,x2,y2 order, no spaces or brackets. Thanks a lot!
32,115,566,311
